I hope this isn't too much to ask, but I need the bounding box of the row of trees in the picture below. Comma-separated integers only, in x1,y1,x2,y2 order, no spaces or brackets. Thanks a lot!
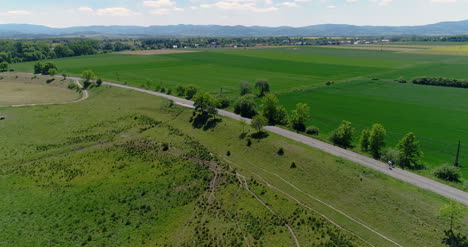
329,121,424,169
413,77,468,89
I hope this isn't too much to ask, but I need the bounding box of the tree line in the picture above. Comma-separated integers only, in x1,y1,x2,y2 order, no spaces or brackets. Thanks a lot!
413,77,468,89
0,39,132,64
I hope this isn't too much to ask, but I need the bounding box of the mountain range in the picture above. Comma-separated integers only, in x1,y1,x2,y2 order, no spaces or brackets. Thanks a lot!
1,20,468,38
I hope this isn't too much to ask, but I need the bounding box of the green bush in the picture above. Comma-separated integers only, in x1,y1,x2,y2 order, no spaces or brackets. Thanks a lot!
381,148,400,164
432,165,462,182
306,126,320,136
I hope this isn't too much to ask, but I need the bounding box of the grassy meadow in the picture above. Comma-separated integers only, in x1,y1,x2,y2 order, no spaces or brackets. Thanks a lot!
12,45,468,183
1,84,466,246
0,74,79,106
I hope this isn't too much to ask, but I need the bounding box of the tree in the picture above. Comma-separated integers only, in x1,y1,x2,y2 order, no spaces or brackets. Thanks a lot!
81,70,96,82
42,62,57,75
176,85,186,96
193,91,218,115
0,61,9,72
289,103,310,132
251,115,267,133
330,120,355,148
255,80,270,97
442,229,468,247
369,124,386,158
360,129,370,151
34,62,43,74
185,86,198,100
275,105,289,126
261,94,279,124
439,202,464,232
234,94,257,118
96,78,103,87
47,68,57,76
240,81,252,96
397,132,423,168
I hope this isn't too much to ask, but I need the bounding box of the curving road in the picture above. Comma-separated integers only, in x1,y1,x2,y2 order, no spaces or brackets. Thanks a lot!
101,81,468,206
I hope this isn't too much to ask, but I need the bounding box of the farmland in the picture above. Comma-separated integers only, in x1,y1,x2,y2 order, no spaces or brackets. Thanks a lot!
1,84,466,246
13,45,468,184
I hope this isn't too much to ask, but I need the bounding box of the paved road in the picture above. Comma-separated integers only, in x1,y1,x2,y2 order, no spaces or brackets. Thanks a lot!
32,75,464,206
101,81,468,206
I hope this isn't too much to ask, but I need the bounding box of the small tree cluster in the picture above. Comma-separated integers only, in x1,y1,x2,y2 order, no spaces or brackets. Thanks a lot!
360,124,387,158
176,85,198,100
261,94,288,125
330,121,354,148
289,103,310,132
255,80,270,97
0,61,9,72
234,94,257,118
34,62,57,75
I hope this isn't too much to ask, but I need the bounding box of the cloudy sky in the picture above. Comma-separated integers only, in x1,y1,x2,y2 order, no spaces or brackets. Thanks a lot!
0,0,467,27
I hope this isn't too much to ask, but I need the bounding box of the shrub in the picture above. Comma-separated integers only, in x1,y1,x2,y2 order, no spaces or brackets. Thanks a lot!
277,148,284,156
176,85,186,96
166,88,172,95
381,148,400,164
234,94,257,118
247,139,252,147
160,87,166,93
290,162,297,168
227,151,231,156
161,143,169,151
185,86,198,100
330,120,354,148
305,126,320,136
433,165,461,182
217,96,230,109
96,78,103,87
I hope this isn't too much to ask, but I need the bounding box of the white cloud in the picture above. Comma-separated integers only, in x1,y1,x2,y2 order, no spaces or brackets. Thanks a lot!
78,6,93,12
346,0,358,2
327,5,336,8
279,2,297,7
143,0,176,8
199,0,279,12
432,0,457,2
2,10,32,16
95,8,140,16
144,0,185,15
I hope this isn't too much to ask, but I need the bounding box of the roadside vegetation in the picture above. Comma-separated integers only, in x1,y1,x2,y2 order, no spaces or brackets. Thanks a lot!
1,84,466,246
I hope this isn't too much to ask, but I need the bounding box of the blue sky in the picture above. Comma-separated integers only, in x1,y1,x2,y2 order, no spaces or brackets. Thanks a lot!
0,0,467,27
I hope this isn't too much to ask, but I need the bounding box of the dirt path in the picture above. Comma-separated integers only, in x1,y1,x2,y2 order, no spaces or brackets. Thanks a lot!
236,173,301,247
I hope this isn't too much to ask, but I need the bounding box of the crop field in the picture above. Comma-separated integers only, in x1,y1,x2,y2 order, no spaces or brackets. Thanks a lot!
13,45,468,184
1,85,466,246
0,74,79,106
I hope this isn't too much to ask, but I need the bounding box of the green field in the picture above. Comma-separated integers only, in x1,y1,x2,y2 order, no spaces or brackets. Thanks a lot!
1,84,466,246
13,46,468,184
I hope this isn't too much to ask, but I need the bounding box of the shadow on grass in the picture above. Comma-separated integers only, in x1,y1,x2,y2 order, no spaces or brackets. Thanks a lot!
190,112,222,131
250,131,269,140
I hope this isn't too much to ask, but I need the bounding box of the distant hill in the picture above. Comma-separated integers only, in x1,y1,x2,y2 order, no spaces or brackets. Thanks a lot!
1,20,468,37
